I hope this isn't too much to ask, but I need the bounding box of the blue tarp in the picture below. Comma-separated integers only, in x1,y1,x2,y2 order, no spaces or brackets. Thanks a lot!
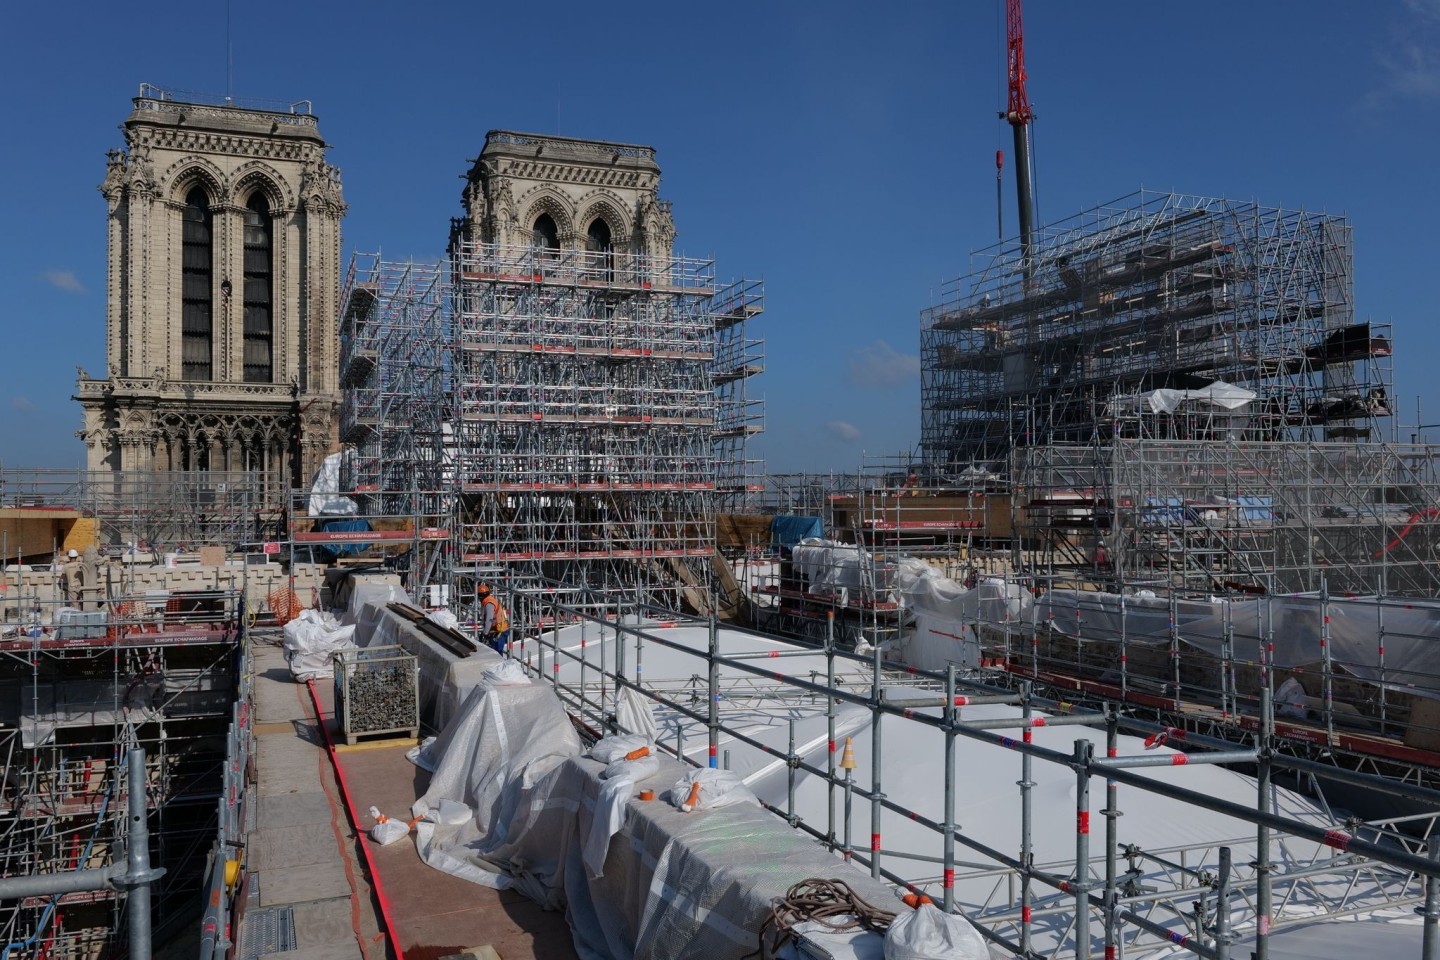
316,517,373,557
772,515,824,550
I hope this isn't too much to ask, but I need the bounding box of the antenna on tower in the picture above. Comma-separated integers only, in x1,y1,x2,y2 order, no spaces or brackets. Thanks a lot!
226,0,234,103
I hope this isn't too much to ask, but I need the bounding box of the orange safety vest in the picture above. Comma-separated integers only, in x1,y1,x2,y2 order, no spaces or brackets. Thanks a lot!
481,594,509,633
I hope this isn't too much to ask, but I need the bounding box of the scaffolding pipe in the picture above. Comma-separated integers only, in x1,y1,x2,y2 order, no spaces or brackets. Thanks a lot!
1424,840,1440,960
943,664,957,912
1102,707,1119,960
870,640,884,881
826,610,837,851
1214,846,1233,960
1019,681,1035,956
1073,739,1093,960
1095,750,1258,770
707,614,718,768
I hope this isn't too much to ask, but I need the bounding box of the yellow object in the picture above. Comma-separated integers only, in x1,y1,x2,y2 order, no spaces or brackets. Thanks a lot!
224,858,241,889
839,737,856,771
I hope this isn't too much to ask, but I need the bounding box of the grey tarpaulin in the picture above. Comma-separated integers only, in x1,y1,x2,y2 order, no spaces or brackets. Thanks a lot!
1040,589,1440,694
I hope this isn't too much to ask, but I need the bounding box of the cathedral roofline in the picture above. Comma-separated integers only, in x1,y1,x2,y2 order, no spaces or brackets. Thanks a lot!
477,130,660,172
124,86,325,146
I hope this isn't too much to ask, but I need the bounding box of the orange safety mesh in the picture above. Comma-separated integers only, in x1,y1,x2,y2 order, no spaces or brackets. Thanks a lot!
267,587,303,625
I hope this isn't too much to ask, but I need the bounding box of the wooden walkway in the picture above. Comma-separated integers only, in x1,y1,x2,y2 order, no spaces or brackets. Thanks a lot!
244,634,576,960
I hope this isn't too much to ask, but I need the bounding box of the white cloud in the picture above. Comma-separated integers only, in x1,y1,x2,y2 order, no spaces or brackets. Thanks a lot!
825,420,862,442
846,340,920,390
41,270,85,294
1367,2,1440,108
11,397,35,412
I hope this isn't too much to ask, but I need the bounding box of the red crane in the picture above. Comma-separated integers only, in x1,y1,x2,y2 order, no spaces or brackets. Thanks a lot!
1002,0,1037,266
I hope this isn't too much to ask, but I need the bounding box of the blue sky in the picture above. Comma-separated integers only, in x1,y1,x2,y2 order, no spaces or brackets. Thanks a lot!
4,1,1440,472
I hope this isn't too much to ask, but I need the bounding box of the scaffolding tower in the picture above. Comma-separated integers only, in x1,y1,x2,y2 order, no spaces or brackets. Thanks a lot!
1017,438,1440,598
338,253,453,517
446,241,764,621
922,191,1391,468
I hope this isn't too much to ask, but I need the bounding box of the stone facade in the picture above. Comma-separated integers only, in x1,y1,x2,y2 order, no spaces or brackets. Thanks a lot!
74,91,346,495
452,130,675,257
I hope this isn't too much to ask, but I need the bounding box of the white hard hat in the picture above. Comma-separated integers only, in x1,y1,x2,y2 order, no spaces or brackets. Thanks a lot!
67,549,79,559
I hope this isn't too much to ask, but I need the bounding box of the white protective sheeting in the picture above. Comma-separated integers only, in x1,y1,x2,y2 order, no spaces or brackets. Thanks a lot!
536,619,1354,958
306,451,359,517
1105,380,1257,416
1039,589,1440,695
341,580,411,628
884,903,988,960
411,678,584,898
791,539,880,599
560,750,901,960
893,558,1033,670
407,639,903,960
282,609,357,681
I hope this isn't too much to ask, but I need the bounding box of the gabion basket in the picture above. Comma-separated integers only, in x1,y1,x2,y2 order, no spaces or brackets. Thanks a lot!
333,645,419,745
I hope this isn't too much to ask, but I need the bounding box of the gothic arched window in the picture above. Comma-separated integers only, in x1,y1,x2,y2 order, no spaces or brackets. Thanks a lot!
532,213,559,250
243,193,274,382
586,217,614,281
181,188,213,381
586,217,612,253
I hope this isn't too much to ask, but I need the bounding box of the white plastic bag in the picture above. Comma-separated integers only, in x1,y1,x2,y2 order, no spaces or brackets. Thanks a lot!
368,806,410,846
883,903,987,960
283,609,357,682
589,734,651,764
602,754,659,781
668,768,757,812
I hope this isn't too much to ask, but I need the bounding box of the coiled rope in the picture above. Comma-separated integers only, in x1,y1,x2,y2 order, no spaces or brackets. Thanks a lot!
744,878,898,960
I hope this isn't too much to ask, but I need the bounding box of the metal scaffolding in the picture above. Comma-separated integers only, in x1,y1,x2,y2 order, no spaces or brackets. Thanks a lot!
1017,438,1440,597
0,469,270,561
512,592,1440,960
338,253,453,519
0,585,242,960
922,191,1391,469
445,240,764,624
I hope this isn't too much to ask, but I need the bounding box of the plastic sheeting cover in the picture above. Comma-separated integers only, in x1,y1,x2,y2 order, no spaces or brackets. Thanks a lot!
1039,589,1440,694
1105,380,1257,416
282,609,357,681
307,451,358,516
411,679,583,899
893,558,1032,671
791,539,883,598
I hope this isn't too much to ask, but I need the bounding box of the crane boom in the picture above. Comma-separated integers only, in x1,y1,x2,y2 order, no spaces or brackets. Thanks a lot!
1005,0,1033,124
1003,0,1037,271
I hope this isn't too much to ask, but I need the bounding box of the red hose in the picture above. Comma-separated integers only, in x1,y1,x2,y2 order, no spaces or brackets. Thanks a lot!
305,680,406,960
1372,508,1440,558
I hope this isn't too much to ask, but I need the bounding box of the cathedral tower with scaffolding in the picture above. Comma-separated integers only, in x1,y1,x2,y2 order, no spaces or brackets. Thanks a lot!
74,85,346,499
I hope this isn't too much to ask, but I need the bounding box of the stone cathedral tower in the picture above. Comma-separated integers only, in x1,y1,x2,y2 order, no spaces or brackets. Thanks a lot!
74,87,345,494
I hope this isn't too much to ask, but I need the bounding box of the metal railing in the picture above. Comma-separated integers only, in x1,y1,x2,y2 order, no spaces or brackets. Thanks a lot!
510,585,1440,960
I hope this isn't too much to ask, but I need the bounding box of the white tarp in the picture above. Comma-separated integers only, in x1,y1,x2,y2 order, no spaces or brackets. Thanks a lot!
282,609,357,681
406,643,910,960
1106,380,1257,417
306,451,358,517
410,678,583,899
1039,589,1440,695
791,538,880,598
893,557,1033,671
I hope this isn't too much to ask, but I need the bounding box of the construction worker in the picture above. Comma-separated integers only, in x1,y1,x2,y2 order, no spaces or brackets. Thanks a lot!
478,584,510,654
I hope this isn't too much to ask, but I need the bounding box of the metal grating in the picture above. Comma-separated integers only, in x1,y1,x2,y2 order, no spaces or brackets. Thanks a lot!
236,875,295,960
